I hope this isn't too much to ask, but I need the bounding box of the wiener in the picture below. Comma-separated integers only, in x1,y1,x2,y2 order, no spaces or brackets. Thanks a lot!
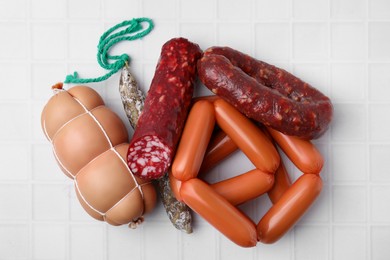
267,159,292,204
180,178,257,247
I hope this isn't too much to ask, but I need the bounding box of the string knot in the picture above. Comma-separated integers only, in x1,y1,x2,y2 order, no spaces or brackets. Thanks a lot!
64,17,154,84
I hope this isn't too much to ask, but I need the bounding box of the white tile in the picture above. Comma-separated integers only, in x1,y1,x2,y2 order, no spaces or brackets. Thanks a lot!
333,226,367,260
369,104,390,141
370,145,390,182
330,63,366,102
32,23,66,60
180,0,215,21
293,63,329,95
219,234,255,259
256,233,291,259
330,0,366,19
0,184,30,220
33,183,70,220
0,103,30,141
0,63,29,100
33,101,52,142
182,224,217,260
293,23,328,60
371,226,390,259
369,0,390,19
143,222,179,260
0,23,28,60
218,23,252,55
331,23,367,60
0,0,27,19
32,143,66,181
68,23,103,61
0,143,30,180
107,225,142,260
0,224,29,259
33,224,67,259
294,226,329,260
255,23,290,62
70,225,105,260
369,63,390,101
180,23,216,50
32,63,67,100
31,0,66,19
293,0,328,20
68,0,101,19
371,186,390,222
217,0,252,20
332,144,367,182
143,0,177,20
333,185,366,222
103,0,139,19
255,0,291,20
331,103,366,142
369,22,390,60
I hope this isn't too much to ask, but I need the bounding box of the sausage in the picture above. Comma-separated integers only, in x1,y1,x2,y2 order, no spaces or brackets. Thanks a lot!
127,38,202,180
180,178,257,247
197,46,333,140
199,130,239,174
267,159,292,204
257,174,322,244
210,169,274,206
169,170,183,202
41,84,157,226
171,100,215,181
267,127,324,175
213,98,280,174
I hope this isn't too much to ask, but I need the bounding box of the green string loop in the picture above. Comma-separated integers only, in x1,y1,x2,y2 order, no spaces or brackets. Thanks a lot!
64,17,154,84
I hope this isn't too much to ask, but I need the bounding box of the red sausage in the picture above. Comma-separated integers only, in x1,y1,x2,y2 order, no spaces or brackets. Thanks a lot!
127,38,202,180
180,178,257,247
257,174,322,244
197,47,333,140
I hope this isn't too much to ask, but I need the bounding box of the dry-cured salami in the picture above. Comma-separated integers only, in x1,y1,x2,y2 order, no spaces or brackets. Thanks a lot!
197,47,333,140
127,38,202,180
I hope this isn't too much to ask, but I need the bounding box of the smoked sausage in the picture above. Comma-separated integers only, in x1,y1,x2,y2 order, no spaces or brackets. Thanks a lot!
197,46,333,140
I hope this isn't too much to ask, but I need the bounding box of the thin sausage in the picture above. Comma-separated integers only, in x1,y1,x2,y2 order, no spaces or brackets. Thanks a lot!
172,100,215,181
267,159,292,204
210,169,274,206
267,127,324,175
169,170,183,202
214,98,280,174
257,174,322,244
199,130,239,174
180,178,257,247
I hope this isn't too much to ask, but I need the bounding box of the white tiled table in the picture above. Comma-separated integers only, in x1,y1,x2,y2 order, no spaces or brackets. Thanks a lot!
1,0,390,259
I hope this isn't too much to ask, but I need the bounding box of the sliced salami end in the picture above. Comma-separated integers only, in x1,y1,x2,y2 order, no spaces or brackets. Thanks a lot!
127,135,172,180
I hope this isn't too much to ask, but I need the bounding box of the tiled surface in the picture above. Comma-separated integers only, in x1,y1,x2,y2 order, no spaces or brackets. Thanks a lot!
1,0,390,259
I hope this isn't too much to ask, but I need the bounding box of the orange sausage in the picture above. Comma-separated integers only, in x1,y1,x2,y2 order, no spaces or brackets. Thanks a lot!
199,130,239,174
257,174,322,244
192,95,220,103
180,178,257,247
267,127,324,175
267,159,292,204
210,169,274,206
214,99,280,174
172,100,215,181
169,170,183,202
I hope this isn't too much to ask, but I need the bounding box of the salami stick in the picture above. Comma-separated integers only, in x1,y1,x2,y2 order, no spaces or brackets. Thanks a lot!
119,65,193,233
127,38,202,180
197,47,333,140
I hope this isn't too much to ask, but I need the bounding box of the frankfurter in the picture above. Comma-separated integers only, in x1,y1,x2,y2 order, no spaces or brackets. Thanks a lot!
210,169,274,206
257,174,322,244
169,170,183,202
267,159,291,204
199,130,239,174
267,128,324,175
213,98,280,174
172,100,215,181
180,178,257,247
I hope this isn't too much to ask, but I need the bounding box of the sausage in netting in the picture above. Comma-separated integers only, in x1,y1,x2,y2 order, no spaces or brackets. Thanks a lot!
127,38,202,180
197,47,333,140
